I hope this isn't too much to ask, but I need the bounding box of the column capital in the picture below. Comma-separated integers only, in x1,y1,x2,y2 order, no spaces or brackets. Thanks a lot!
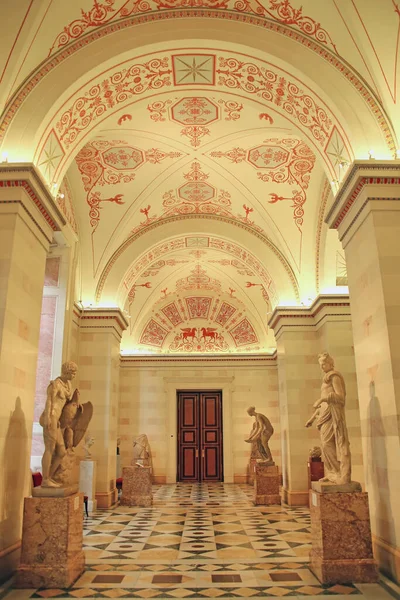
325,160,400,245
76,306,129,341
269,294,350,339
0,163,66,246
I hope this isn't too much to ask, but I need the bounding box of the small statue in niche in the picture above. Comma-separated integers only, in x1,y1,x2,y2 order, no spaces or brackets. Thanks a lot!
117,437,121,455
39,361,93,488
245,406,274,464
132,434,153,471
305,352,352,484
83,433,95,459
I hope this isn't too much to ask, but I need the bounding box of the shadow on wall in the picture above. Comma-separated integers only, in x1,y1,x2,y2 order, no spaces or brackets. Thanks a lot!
366,381,396,562
0,398,28,558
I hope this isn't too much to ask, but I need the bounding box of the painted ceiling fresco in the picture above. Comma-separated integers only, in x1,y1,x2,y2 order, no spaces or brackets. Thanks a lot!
3,0,399,353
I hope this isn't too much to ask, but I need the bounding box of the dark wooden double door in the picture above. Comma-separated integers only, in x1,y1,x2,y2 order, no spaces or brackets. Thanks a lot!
177,390,223,482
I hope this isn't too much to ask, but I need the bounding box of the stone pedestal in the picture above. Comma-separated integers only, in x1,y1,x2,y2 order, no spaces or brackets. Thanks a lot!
254,463,281,505
309,488,378,584
247,458,257,485
79,460,97,512
120,466,152,507
16,493,85,588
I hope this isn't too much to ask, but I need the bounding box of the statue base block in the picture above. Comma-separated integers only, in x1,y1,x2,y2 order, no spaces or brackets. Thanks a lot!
312,480,362,494
16,493,85,588
120,466,152,507
32,484,79,498
254,464,280,505
309,489,378,584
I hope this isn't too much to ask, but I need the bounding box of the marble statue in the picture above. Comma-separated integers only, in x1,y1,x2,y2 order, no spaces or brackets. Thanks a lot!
39,361,93,488
305,352,351,484
132,434,153,471
245,406,274,464
83,433,95,459
309,446,322,459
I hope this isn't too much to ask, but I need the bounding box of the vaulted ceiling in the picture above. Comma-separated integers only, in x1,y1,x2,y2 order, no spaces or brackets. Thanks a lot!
1,0,398,354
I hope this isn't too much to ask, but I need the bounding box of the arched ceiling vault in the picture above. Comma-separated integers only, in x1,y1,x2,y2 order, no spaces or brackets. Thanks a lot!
2,0,398,354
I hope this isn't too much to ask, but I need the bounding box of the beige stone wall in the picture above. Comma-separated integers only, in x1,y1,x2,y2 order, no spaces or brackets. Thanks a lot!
275,330,321,504
118,359,280,483
343,209,400,581
0,210,48,578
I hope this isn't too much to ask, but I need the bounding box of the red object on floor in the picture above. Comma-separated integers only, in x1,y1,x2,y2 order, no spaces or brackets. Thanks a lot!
116,477,123,490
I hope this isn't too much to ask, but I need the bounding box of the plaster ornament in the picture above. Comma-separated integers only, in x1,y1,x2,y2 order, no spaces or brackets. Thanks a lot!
305,352,352,485
132,434,153,471
245,406,274,464
39,361,93,489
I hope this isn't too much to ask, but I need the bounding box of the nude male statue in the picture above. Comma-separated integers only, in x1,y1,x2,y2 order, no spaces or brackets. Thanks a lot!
39,361,80,487
245,406,274,463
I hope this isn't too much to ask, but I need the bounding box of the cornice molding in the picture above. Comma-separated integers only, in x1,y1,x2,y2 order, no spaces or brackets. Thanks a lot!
326,161,400,233
120,353,277,368
0,163,66,243
78,306,129,340
269,294,351,338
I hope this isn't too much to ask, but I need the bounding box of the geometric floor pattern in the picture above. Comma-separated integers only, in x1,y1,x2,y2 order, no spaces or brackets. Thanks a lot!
5,484,393,600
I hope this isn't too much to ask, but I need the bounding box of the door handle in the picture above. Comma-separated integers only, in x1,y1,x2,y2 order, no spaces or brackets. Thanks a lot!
202,449,205,458
196,448,199,458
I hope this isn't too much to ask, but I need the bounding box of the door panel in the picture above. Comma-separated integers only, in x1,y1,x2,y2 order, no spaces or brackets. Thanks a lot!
178,393,199,481
177,390,223,482
200,392,223,482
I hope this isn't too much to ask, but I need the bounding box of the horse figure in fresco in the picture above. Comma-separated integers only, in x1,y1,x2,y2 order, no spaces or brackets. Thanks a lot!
201,327,218,342
181,327,197,341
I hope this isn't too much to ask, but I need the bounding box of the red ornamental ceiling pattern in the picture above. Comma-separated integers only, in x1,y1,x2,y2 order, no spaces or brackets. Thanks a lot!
209,258,254,276
137,294,261,352
176,265,221,292
161,302,184,326
53,53,338,161
211,138,316,230
148,97,243,147
230,317,258,346
139,318,168,347
48,0,337,57
75,140,181,231
130,161,264,234
118,236,278,306
169,327,230,353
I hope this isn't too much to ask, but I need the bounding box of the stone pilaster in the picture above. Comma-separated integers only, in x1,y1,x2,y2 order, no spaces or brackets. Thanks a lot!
326,160,400,582
77,308,128,508
0,164,65,577
269,295,361,505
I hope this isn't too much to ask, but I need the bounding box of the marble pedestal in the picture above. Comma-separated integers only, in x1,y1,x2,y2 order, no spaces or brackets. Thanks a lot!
79,460,97,512
16,493,85,588
247,458,257,485
120,466,152,507
309,487,378,584
254,463,281,505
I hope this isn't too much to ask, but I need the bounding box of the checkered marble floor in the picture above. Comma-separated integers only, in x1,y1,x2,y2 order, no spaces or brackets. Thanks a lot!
5,484,393,600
